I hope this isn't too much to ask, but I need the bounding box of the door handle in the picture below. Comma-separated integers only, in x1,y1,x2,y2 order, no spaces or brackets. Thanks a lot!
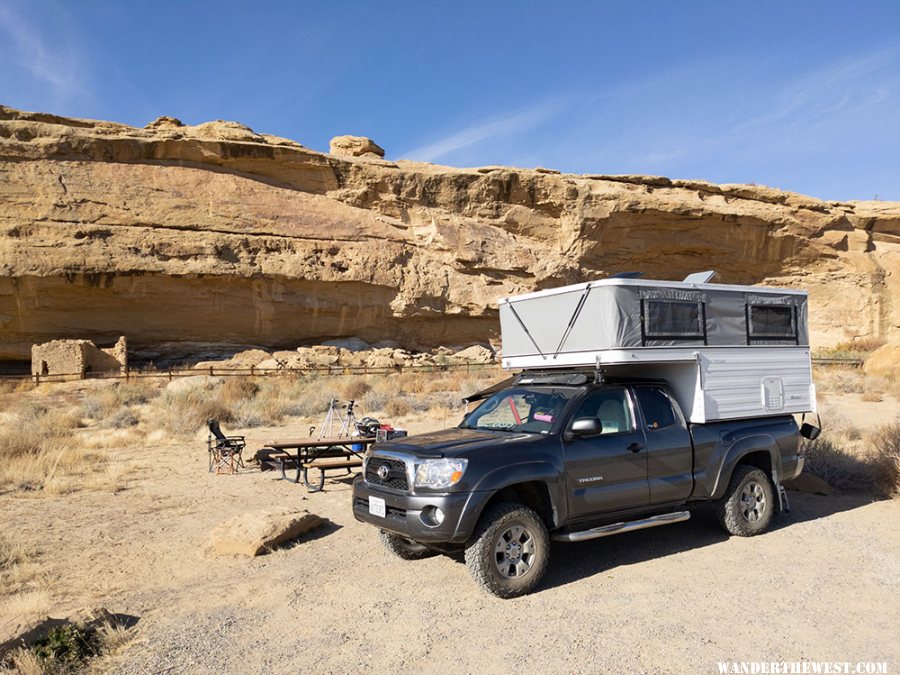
627,442,644,453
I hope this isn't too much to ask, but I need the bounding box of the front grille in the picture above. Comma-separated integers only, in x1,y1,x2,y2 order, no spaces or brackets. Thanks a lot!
355,497,407,521
365,456,409,491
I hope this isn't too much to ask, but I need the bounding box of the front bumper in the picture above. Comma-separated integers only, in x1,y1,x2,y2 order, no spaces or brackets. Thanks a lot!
352,476,486,544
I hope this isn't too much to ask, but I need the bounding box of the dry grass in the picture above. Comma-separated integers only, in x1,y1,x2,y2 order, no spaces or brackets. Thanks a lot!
870,422,900,498
0,535,44,596
155,385,233,436
6,648,44,675
816,337,886,360
813,367,864,394
801,417,900,498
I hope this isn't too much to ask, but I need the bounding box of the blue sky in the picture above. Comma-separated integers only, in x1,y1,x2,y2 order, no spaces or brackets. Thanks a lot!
1,1,899,200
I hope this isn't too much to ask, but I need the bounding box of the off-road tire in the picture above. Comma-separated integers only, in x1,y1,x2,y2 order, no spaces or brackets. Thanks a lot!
464,502,549,599
378,530,437,560
717,465,775,537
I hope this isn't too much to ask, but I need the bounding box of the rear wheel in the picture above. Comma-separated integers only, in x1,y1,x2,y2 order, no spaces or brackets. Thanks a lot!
464,502,549,598
717,465,775,536
378,530,437,560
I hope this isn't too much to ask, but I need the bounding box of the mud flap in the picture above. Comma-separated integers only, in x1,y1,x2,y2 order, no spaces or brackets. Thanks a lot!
776,483,790,513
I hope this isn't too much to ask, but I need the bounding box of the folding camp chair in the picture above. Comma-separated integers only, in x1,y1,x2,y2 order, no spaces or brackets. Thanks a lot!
207,419,246,474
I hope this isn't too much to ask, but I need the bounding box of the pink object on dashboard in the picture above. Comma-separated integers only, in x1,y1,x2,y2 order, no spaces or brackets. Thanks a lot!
534,413,554,423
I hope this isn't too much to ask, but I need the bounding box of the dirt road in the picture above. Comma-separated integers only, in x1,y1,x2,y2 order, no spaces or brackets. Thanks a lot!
4,422,899,674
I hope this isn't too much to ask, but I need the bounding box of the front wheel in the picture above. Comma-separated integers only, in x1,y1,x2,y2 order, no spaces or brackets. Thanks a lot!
717,465,775,536
464,502,549,598
378,530,437,560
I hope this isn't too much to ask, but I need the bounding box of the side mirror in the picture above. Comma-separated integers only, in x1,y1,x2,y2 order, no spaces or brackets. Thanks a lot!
799,413,822,440
570,417,602,437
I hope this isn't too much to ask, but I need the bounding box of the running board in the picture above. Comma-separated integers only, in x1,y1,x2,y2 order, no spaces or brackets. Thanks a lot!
551,511,691,543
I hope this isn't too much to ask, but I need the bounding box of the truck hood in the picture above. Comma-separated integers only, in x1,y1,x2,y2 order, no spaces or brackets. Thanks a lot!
373,428,533,458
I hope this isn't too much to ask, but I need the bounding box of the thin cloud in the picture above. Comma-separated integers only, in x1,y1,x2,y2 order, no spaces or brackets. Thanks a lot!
732,46,898,137
401,98,570,163
0,2,88,102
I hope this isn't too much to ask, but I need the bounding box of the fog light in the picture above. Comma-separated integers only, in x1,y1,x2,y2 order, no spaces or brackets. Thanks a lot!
420,505,445,527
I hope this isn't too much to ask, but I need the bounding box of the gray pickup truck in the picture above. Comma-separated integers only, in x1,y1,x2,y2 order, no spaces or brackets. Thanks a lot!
352,370,805,598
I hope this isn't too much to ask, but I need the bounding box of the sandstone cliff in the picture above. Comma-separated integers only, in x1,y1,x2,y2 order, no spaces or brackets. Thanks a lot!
1,105,898,361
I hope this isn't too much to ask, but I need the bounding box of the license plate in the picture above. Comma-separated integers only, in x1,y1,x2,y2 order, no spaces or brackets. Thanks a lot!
369,496,386,518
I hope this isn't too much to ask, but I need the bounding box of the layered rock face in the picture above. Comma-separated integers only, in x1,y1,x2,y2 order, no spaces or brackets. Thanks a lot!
1,105,898,361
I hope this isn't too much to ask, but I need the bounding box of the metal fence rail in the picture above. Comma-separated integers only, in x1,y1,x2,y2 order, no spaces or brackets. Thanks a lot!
811,356,864,368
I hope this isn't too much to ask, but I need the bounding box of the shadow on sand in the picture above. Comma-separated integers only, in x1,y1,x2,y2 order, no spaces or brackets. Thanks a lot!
534,491,877,594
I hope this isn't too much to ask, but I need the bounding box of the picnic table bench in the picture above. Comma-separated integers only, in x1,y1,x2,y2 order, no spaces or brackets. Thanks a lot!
258,436,376,492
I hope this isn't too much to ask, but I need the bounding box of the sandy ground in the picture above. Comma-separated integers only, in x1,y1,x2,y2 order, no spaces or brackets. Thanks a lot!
3,409,900,674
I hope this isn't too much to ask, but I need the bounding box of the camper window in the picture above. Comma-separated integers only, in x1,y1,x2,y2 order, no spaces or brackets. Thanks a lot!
642,299,705,341
747,304,797,341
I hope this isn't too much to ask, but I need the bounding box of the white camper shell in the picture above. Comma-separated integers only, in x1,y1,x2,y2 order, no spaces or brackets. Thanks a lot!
499,276,816,424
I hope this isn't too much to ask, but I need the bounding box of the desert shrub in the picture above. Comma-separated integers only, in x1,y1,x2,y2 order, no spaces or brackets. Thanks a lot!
259,376,339,420
871,423,900,498
103,407,139,429
861,391,883,403
361,388,390,414
817,337,886,360
77,382,157,424
385,397,411,417
219,377,259,407
231,399,267,428
813,367,864,394
342,378,371,401
801,435,874,492
81,389,123,421
157,387,232,436
113,380,159,406
36,623,100,663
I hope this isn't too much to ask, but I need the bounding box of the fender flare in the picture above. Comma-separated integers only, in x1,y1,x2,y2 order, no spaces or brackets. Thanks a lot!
462,460,567,530
710,433,783,500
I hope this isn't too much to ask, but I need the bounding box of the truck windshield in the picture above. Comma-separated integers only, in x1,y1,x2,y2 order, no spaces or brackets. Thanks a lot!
460,386,576,434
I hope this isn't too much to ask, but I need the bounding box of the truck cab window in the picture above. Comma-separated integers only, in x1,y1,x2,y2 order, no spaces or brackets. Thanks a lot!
572,388,634,435
634,387,675,430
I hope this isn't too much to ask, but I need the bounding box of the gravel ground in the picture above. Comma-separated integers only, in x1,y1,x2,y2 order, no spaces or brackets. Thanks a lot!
3,419,898,674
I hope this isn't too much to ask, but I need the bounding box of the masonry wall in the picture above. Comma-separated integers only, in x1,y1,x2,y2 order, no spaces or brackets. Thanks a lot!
31,336,127,377
31,340,88,376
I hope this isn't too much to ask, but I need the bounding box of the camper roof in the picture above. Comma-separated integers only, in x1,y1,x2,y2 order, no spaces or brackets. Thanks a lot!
501,277,807,304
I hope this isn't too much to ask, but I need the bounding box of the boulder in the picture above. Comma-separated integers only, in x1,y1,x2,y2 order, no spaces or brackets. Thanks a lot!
209,508,323,556
329,135,385,158
144,115,184,130
783,473,833,495
323,337,371,352
451,345,496,364
863,342,900,379
365,349,397,369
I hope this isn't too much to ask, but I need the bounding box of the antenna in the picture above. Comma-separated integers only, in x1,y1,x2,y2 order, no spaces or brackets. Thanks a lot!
682,270,717,284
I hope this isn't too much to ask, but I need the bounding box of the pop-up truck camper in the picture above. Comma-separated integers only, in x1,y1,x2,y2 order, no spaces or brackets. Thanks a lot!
354,272,818,598
498,271,816,423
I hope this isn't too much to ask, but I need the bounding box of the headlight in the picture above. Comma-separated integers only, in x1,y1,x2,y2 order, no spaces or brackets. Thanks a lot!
414,459,468,489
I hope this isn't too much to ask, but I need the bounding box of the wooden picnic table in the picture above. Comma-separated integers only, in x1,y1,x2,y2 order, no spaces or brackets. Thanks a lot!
259,436,376,492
